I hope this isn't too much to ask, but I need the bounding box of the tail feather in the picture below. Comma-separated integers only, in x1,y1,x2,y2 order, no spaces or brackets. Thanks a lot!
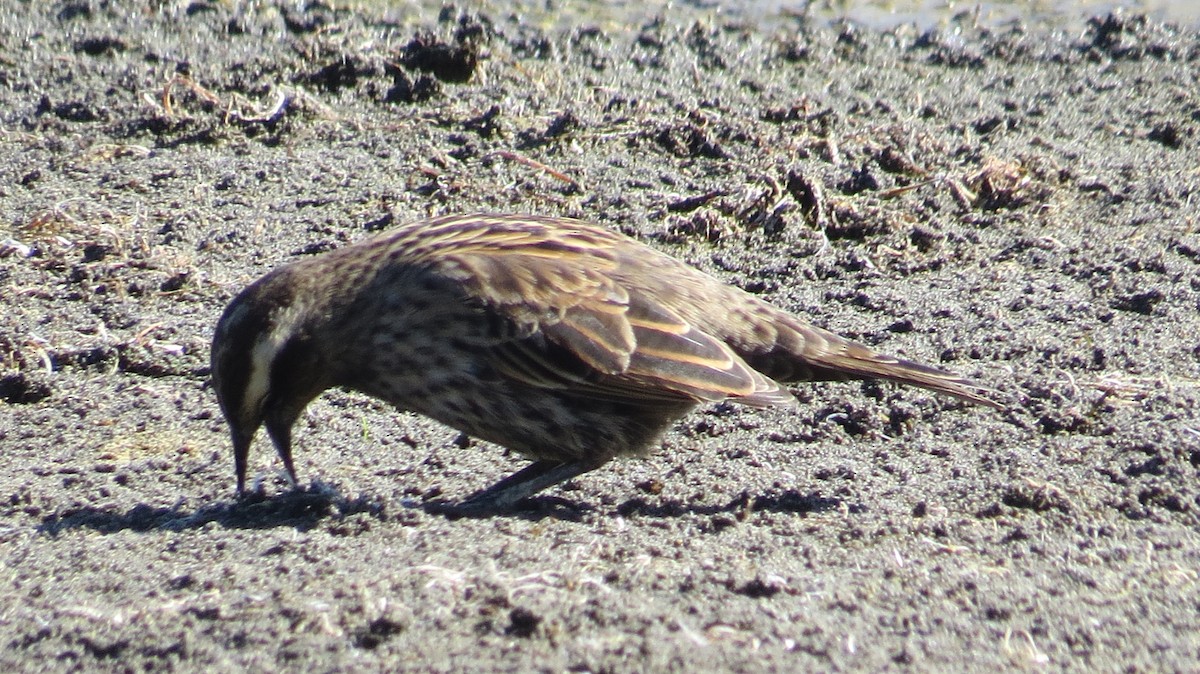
806,344,1003,409
747,317,1003,410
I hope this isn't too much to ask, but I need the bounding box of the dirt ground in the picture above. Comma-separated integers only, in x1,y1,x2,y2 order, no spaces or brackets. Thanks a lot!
2,2,1198,672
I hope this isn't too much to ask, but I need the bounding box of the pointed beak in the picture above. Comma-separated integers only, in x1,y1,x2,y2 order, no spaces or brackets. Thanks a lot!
266,417,299,488
232,429,253,495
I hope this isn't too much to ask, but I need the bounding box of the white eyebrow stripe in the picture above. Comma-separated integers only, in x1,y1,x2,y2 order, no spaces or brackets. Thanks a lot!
239,304,303,421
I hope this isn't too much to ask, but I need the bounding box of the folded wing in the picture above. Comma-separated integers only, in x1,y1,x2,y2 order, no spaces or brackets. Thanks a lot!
430,218,795,409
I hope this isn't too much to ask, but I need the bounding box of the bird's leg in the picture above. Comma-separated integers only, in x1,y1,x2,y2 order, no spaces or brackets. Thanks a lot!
455,459,597,512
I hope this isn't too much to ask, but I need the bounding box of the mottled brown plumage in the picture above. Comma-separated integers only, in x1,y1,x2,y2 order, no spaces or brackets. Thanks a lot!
211,213,999,511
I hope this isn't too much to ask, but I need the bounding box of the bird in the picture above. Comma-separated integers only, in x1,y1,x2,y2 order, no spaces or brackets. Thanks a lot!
210,213,1000,513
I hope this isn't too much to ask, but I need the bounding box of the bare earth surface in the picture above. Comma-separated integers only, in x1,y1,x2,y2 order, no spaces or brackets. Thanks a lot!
2,2,1199,672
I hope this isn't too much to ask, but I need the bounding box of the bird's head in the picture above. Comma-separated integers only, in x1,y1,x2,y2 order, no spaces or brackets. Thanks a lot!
210,270,328,494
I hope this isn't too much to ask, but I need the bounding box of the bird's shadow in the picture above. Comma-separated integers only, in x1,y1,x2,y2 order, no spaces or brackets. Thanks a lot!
36,487,388,537
610,489,842,520
429,488,842,521
36,485,842,535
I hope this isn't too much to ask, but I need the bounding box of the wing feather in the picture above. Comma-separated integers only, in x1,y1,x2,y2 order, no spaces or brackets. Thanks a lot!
621,299,793,407
545,302,634,374
420,216,794,409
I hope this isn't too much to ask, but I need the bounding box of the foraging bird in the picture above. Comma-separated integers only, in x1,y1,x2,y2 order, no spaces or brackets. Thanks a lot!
211,213,999,512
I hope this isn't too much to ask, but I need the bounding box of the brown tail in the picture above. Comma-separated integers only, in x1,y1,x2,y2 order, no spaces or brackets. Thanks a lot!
804,343,1003,409
745,318,1003,410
